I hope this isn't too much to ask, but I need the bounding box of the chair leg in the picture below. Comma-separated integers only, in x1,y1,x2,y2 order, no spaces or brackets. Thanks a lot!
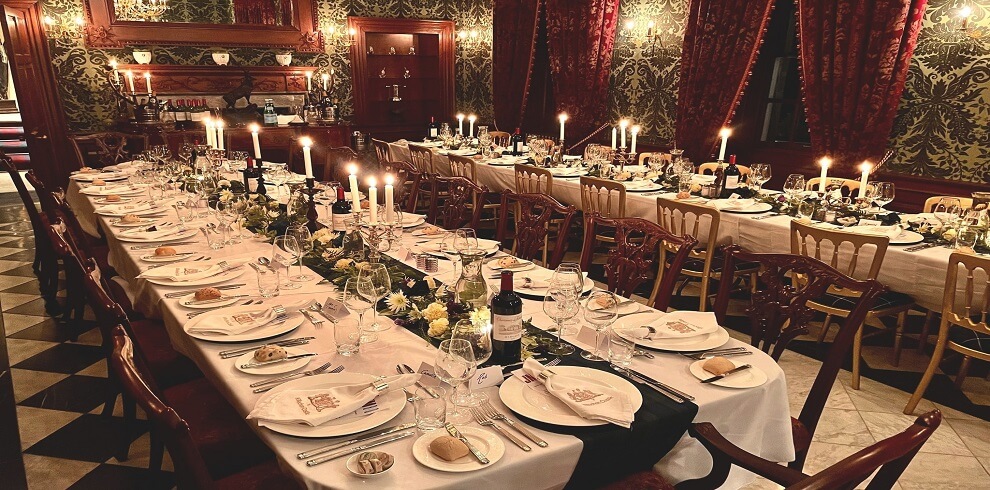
116,391,137,461
918,310,936,353
893,311,907,367
148,428,165,472
750,272,758,294
851,322,865,390
698,273,711,312
816,314,833,343
905,326,949,414
954,356,972,390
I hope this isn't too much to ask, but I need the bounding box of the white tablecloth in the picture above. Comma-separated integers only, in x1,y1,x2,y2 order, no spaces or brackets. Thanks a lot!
66,176,794,489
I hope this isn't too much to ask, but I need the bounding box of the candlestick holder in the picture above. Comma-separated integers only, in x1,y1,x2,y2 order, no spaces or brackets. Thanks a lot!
360,222,391,263
302,177,321,233
613,147,636,171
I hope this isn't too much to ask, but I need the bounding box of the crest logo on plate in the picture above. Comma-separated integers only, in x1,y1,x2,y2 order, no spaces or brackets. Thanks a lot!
308,393,341,412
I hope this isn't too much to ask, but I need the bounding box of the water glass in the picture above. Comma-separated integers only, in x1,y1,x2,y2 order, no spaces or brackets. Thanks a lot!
413,386,447,431
334,319,362,356
608,329,635,368
203,225,224,250
255,266,280,298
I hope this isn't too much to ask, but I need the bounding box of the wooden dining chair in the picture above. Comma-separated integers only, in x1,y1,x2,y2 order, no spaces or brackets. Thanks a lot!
580,176,628,263
380,160,422,214
698,162,750,181
790,220,915,389
408,143,438,213
321,146,358,183
710,246,885,473
805,177,861,196
579,213,698,311
69,131,148,169
922,195,974,213
496,190,577,269
450,154,499,225
1,156,60,308
678,409,941,490
110,326,295,486
905,252,990,414
514,164,554,194
428,175,487,230
372,138,391,163
489,130,511,147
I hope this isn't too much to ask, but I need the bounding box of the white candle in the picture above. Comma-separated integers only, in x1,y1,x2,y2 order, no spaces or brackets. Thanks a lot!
144,72,152,93
126,70,135,93
611,127,617,150
249,124,262,159
367,176,378,225
619,119,629,148
718,127,731,161
630,125,640,154
305,72,312,92
858,161,871,198
215,120,225,151
204,118,215,148
301,137,313,178
558,113,567,141
468,114,476,138
330,69,335,88
456,113,465,135
818,157,831,192
321,73,329,91
109,59,119,84
384,174,395,223
348,164,361,212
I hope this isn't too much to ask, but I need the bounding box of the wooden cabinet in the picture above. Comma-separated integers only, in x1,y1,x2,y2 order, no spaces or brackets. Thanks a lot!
348,17,455,142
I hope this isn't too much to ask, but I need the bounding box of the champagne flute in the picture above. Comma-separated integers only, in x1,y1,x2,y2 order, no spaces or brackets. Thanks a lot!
358,262,392,332
543,287,578,356
450,318,492,406
286,225,313,281
434,338,476,424
582,291,618,361
342,277,374,347
271,235,301,290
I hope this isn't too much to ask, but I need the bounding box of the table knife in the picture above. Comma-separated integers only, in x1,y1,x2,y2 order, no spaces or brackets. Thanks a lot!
445,423,489,464
400,363,441,398
238,353,316,369
633,371,695,401
622,369,684,403
296,423,416,460
305,431,415,467
701,364,752,383
219,337,315,358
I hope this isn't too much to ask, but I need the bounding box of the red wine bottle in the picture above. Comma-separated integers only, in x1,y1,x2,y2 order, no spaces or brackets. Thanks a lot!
491,270,523,365
510,128,524,156
721,154,741,198
330,185,352,231
428,116,439,139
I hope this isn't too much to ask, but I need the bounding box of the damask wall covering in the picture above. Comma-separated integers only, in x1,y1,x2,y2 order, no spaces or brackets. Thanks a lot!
41,0,493,132
888,0,990,183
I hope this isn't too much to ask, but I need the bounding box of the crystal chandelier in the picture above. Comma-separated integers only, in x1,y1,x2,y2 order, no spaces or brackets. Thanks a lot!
118,0,170,22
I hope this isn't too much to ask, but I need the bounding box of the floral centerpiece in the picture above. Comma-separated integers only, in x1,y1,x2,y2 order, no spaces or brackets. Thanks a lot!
240,193,294,238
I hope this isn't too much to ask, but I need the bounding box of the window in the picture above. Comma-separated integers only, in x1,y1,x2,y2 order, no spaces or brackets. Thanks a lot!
759,7,810,145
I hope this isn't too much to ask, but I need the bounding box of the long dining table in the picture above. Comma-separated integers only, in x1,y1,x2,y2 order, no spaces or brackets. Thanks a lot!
65,167,793,489
388,141,955,311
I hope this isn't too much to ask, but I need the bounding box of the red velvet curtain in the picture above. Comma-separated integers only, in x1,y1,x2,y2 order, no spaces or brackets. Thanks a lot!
545,0,620,139
493,0,543,131
676,0,775,162
797,0,927,168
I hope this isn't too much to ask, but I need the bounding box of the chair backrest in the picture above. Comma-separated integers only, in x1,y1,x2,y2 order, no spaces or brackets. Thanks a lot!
790,219,888,283
497,190,577,269
380,161,421,214
787,410,942,490
657,197,721,256
429,175,486,230
372,139,391,163
489,131,511,147
110,326,215,489
24,170,62,221
698,162,751,180
923,195,974,213
805,177,861,196
579,176,626,219
0,154,44,236
712,246,885,442
69,132,147,169
52,192,102,252
580,213,698,310
514,164,553,194
408,143,435,175
321,146,358,182
448,154,478,181
940,252,990,348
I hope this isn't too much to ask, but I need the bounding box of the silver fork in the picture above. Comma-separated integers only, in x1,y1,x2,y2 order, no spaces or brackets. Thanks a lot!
470,408,531,451
479,401,547,448
251,362,338,392
299,309,323,328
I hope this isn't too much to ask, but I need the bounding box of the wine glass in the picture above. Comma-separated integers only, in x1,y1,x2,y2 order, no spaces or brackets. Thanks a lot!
874,182,895,212
582,291,618,361
552,262,585,299
783,174,805,200
343,277,374,347
440,232,461,279
271,235,301,290
269,165,289,199
178,143,193,164
450,318,492,406
454,228,479,254
286,225,313,281
358,262,392,332
543,287,578,356
750,163,771,193
434,338,476,424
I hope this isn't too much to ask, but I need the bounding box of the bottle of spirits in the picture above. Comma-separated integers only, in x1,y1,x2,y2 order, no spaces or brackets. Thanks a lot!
721,154,741,199
713,157,725,198
263,99,278,126
510,128,524,156
490,270,523,365
330,185,352,232
428,116,439,139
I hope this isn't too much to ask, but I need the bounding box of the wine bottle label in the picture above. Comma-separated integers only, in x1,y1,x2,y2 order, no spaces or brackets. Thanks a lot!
332,212,348,231
429,128,438,138
492,313,523,342
724,176,739,189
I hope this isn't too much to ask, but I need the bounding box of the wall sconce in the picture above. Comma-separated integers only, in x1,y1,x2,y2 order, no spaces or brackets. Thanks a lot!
323,23,355,53
456,23,490,50
43,14,84,41
620,18,679,56
943,4,986,44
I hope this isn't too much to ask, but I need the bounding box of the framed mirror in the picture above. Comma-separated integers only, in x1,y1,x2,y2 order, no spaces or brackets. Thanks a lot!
84,0,322,51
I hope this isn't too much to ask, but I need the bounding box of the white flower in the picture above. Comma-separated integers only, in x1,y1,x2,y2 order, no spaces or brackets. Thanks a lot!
334,258,354,270
943,228,957,241
385,291,409,313
422,302,447,321
266,209,281,219
408,304,423,321
427,318,450,337
425,276,437,289
219,190,234,202
469,306,490,327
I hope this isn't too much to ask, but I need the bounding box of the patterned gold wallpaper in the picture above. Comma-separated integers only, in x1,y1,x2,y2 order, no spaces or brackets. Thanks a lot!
41,0,493,132
888,0,990,183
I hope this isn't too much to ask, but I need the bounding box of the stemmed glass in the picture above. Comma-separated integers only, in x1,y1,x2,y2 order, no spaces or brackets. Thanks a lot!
750,163,771,194
358,262,392,333
783,174,806,201
454,228,479,254
450,318,492,406
553,262,585,298
286,225,313,282
228,193,248,243
874,182,895,213
440,232,461,280
209,200,231,245
272,235,302,290
543,286,579,356
343,277,374,347
933,198,963,246
434,338,476,424
269,165,289,199
178,143,193,164
582,291,619,361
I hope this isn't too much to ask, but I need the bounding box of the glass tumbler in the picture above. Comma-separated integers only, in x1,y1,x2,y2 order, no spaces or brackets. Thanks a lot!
413,386,447,431
334,320,362,356
255,266,280,298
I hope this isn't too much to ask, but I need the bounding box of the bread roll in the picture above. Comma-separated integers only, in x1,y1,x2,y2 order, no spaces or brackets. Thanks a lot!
91,179,106,186
422,225,443,235
154,246,177,257
702,357,736,376
428,436,470,462
79,166,96,173
194,287,222,300
496,256,519,268
105,194,122,202
120,214,142,224
253,345,287,362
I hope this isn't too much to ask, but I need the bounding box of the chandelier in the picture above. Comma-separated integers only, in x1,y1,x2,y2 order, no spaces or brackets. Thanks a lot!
117,0,170,22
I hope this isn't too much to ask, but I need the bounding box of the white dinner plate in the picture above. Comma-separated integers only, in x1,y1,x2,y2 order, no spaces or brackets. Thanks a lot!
411,227,448,238
110,217,158,227
689,358,767,389
254,373,406,437
487,158,527,166
233,346,311,375
416,238,500,257
486,258,536,272
180,295,242,309
183,301,303,342
412,426,505,472
499,366,643,426
81,186,147,197
95,197,136,205
624,181,664,192
145,267,245,287
890,229,925,246
514,272,595,299
114,228,198,243
362,214,427,229
71,173,129,182
615,325,731,352
438,149,478,157
547,168,587,178
139,252,197,263
719,202,774,214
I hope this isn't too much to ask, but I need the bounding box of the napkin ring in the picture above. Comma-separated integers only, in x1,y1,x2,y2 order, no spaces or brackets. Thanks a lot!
537,369,557,383
372,378,389,392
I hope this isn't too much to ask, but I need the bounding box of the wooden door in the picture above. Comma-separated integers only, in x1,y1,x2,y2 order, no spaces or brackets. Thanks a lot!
1,1,70,185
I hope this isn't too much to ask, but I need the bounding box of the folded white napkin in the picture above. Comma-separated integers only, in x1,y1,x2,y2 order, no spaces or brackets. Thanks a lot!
187,301,303,336
118,226,185,240
138,259,248,281
625,311,720,339
82,184,142,196
692,174,716,185
851,225,903,241
711,198,755,210
74,172,121,181
519,359,634,427
248,373,421,427
96,202,155,214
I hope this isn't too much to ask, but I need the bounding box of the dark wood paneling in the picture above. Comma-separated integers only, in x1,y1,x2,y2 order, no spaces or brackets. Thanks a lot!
115,64,316,95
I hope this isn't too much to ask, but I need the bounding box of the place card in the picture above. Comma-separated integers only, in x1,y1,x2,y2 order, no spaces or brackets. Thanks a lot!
468,366,504,390
321,296,349,320
414,362,443,387
395,246,413,262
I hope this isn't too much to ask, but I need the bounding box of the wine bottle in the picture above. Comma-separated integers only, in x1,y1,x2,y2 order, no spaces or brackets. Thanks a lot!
713,158,725,198
491,270,523,365
428,116,439,139
510,128,524,156
263,98,278,126
330,185,352,232
721,154,741,199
